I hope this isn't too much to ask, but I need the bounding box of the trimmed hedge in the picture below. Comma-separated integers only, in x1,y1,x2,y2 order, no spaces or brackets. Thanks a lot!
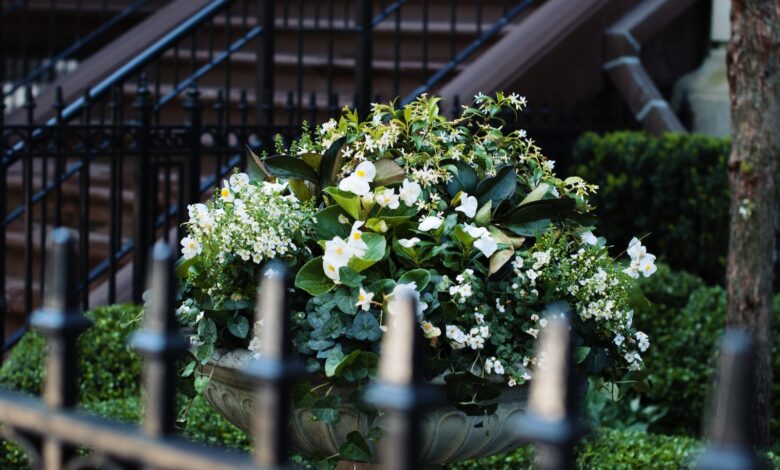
572,131,730,284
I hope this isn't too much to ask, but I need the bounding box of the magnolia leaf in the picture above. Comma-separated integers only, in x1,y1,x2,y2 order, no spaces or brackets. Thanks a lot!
476,166,516,206
508,235,526,249
373,159,406,186
443,161,479,197
246,144,271,181
300,152,323,171
520,182,552,205
295,257,335,296
474,200,492,226
503,218,551,237
489,248,514,275
289,179,313,202
320,136,347,187
315,205,351,239
263,155,320,184
503,198,576,224
398,269,431,290
487,225,512,245
324,187,362,219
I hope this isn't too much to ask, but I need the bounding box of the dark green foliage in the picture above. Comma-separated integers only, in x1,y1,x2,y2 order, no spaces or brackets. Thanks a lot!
572,131,730,284
0,304,143,400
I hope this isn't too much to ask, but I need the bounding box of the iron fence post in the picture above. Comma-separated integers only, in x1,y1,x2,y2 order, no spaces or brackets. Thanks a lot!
23,86,35,316
184,85,203,208
355,0,373,119
0,81,6,355
132,75,153,304
256,0,275,126
131,242,187,437
244,262,306,467
30,228,90,468
696,330,760,470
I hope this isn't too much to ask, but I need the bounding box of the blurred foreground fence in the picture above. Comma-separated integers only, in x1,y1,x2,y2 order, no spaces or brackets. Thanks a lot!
0,228,764,469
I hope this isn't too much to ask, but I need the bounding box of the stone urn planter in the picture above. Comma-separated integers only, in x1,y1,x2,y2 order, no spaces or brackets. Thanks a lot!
200,349,528,465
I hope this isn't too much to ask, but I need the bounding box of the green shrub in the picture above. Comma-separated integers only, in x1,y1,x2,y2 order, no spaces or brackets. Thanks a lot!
0,304,143,401
572,131,730,284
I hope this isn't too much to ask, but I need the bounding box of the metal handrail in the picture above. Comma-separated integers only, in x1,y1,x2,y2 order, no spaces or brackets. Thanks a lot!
2,0,153,100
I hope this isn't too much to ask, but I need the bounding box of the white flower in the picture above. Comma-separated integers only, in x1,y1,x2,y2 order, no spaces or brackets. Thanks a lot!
398,179,422,207
580,231,598,246
398,237,421,248
639,255,657,278
181,236,202,259
463,223,490,239
485,357,495,374
322,257,342,283
356,287,374,311
260,181,288,195
531,250,552,269
627,237,648,261
418,215,443,232
421,321,441,339
347,221,368,258
636,331,650,352
387,282,427,319
493,360,505,375
613,333,625,347
446,325,464,342
495,298,506,313
339,161,376,195
526,328,539,338
229,172,250,189
375,188,400,209
625,237,657,278
320,119,337,134
455,193,478,218
542,160,555,172
466,334,485,350
473,234,498,257
324,236,354,266
508,378,518,387
219,181,234,203
474,312,485,323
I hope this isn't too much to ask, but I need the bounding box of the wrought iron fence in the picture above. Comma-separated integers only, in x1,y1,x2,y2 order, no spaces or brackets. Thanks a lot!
0,229,763,469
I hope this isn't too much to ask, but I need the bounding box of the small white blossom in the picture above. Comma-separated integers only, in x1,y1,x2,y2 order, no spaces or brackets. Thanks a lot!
356,287,374,311
418,215,443,231
181,236,202,259
398,237,421,248
455,193,479,218
398,179,422,207
339,161,376,195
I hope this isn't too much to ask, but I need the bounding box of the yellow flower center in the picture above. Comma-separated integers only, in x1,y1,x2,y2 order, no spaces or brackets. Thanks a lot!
358,293,365,301
221,188,230,197
335,247,344,255
328,265,336,272
188,241,195,248
356,170,366,177
353,232,361,240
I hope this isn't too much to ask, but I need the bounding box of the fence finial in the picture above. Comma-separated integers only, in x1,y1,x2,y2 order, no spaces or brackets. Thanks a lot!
131,242,187,437
244,261,306,467
696,329,760,470
514,309,585,470
365,290,442,469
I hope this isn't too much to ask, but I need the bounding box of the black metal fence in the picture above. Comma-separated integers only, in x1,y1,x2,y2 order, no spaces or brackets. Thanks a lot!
0,230,763,469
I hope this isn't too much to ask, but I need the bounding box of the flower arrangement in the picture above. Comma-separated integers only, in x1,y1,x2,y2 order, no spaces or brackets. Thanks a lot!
175,93,655,448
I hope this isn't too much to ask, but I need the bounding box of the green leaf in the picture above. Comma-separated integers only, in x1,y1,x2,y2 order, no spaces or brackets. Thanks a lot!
174,256,196,278
474,200,492,226
194,375,210,394
324,348,346,377
476,166,516,206
373,159,406,186
444,161,479,197
398,269,430,290
352,312,381,341
519,182,552,205
181,360,196,377
627,284,652,311
335,288,357,314
311,395,341,424
332,350,362,376
348,233,387,272
288,179,313,202
315,205,351,239
504,198,577,224
502,218,551,237
263,155,320,184
339,266,365,288
300,152,323,171
339,431,373,462
227,315,249,339
574,346,591,364
489,248,514,275
324,187,362,219
452,224,474,247
246,145,271,182
295,257,335,296
197,318,217,342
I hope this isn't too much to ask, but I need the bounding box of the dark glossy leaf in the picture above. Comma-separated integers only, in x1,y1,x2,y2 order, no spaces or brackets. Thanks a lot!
295,257,335,296
263,155,320,183
339,431,373,462
339,266,366,288
476,166,516,206
227,315,249,339
444,160,479,197
311,395,341,424
324,187,362,219
352,312,381,341
398,269,431,290
502,198,576,224
502,219,551,237
319,136,347,187
373,159,406,186
315,205,351,239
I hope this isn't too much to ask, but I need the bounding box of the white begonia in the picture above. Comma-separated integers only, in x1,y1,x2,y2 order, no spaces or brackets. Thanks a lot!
635,331,650,352
474,312,485,324
418,215,443,232
320,119,337,134
485,357,496,374
339,160,376,195
421,321,441,339
463,223,498,257
260,181,287,195
445,325,466,343
181,236,202,259
398,179,422,207
455,193,478,218
613,333,625,347
624,237,657,279
580,231,598,246
508,378,518,387
219,181,234,203
398,237,421,248
322,257,342,283
229,172,249,189
493,360,505,375
387,282,427,319
347,221,368,258
324,236,353,266
356,287,374,311
375,187,400,209
466,334,485,350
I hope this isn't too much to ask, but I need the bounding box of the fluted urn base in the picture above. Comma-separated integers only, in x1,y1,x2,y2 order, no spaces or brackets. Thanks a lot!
200,349,528,465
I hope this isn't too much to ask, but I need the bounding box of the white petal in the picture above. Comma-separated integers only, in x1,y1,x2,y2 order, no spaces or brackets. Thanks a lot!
474,235,498,257
455,195,478,218
418,216,443,231
339,175,371,196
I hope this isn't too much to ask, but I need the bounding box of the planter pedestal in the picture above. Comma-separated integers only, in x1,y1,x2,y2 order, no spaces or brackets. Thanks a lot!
200,349,528,466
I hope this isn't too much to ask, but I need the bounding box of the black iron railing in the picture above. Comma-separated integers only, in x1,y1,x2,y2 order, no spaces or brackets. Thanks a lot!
0,230,762,469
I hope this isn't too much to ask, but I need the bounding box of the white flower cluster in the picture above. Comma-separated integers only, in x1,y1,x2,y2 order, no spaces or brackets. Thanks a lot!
463,223,498,257
445,311,490,350
624,237,657,279
484,357,505,375
322,221,368,283
182,173,311,265
448,269,475,303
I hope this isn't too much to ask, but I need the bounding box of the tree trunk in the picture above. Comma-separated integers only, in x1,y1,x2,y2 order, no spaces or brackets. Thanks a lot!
726,0,780,448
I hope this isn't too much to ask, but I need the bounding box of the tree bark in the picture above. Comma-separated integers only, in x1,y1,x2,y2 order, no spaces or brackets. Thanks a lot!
726,0,780,448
